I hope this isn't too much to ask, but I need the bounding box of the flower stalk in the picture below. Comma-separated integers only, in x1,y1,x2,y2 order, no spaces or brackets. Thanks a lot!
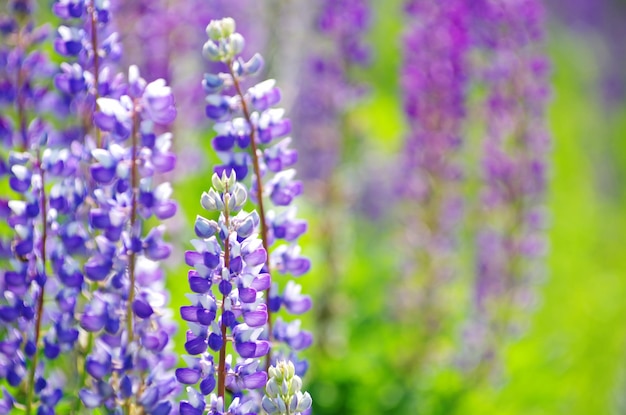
24,162,46,415
217,189,231,400
226,60,274,347
201,19,313,382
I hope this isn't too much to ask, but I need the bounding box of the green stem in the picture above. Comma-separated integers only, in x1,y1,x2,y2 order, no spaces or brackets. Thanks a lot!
123,104,140,415
218,193,231,400
25,163,47,415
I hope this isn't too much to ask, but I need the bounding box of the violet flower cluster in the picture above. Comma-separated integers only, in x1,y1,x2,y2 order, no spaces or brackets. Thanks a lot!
54,0,123,142
55,1,179,411
0,3,74,413
293,0,371,183
317,0,370,68
199,18,313,380
464,0,550,371
78,64,179,413
1,0,179,413
393,0,468,367
287,0,372,356
113,0,267,136
176,171,272,414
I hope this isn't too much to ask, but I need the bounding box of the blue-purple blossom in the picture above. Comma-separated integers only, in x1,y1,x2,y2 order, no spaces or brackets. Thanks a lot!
292,0,371,183
0,4,81,413
53,0,123,149
77,64,179,412
461,0,551,372
177,171,270,413
200,17,313,378
387,0,469,371
317,0,371,66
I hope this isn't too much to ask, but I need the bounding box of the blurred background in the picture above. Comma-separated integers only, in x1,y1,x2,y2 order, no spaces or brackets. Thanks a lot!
114,0,626,413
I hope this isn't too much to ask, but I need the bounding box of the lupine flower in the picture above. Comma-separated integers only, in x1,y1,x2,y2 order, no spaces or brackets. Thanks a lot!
262,360,312,415
286,0,373,357
177,171,270,413
390,0,469,370
200,17,313,377
463,0,551,373
0,4,73,413
53,0,123,148
50,2,181,411
78,64,178,412
292,0,371,184
317,0,370,66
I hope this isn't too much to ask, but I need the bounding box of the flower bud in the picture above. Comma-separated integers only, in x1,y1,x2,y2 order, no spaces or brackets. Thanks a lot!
296,391,312,412
202,40,220,60
194,216,218,238
221,18,236,37
211,172,225,193
229,33,245,56
233,183,247,207
206,21,222,40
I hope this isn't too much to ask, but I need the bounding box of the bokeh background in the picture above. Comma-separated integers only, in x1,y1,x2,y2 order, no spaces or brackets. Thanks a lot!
159,1,626,414
19,0,626,413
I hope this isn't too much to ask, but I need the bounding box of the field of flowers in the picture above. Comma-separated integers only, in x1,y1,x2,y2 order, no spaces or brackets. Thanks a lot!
1,0,626,414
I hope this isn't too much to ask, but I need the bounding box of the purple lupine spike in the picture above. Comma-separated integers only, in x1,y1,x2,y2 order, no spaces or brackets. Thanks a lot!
200,19,313,382
52,4,179,411
54,0,123,150
177,171,270,413
292,0,371,184
77,64,179,412
461,0,551,373
317,0,371,65
111,0,268,192
0,4,88,413
47,24,127,410
389,0,469,371
284,0,371,359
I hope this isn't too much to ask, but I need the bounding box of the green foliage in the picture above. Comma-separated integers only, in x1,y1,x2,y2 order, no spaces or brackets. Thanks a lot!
166,6,626,415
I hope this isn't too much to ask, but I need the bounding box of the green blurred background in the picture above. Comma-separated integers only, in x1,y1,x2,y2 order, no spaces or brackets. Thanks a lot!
2,0,625,413
86,0,619,413
168,2,626,414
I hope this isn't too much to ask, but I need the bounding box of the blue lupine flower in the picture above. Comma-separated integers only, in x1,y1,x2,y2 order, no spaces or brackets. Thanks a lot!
292,0,371,183
200,18,313,383
177,171,270,413
78,65,179,411
0,6,84,413
461,0,550,373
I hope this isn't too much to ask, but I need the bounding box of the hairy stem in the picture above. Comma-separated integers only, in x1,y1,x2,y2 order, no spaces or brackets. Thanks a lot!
123,104,140,415
218,195,231,400
227,62,273,367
